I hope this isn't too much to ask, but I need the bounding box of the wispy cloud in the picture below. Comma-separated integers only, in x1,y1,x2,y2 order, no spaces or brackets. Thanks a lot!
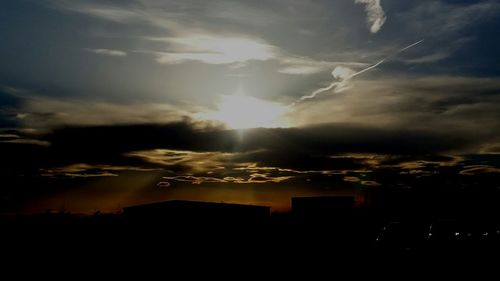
126,149,231,173
404,52,450,64
152,36,276,65
74,7,140,23
162,175,226,185
278,57,369,75
343,176,381,186
480,143,500,154
162,174,292,185
0,138,50,146
355,0,387,33
84,48,127,57
54,1,354,71
0,134,20,139
128,149,297,184
17,98,194,128
460,165,500,176
41,163,157,178
58,0,279,65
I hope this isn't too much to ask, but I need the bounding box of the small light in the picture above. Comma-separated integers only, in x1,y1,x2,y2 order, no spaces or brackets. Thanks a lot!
455,232,460,236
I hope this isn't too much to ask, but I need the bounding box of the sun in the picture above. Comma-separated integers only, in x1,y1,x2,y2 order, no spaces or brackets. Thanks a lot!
199,95,288,129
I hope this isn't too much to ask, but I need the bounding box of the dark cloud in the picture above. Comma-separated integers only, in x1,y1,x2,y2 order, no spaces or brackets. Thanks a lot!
0,88,23,127
481,144,500,154
0,119,485,204
39,122,478,167
2,120,500,212
0,120,485,186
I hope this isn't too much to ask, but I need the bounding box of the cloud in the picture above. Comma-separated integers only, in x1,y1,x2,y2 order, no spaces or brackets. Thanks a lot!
344,176,361,183
84,48,127,57
459,165,500,176
343,176,380,186
278,57,369,75
163,175,227,185
0,118,481,183
67,6,142,23
388,156,464,174
41,163,158,178
278,65,331,76
152,36,276,65
53,0,389,71
289,75,500,136
56,1,276,65
126,149,232,173
0,128,50,147
355,0,387,33
361,180,381,187
157,181,171,188
234,163,337,175
246,173,292,183
480,143,500,154
0,134,20,139
0,138,50,146
126,149,295,184
403,52,450,64
39,121,488,171
11,74,500,163
162,173,292,185
2,118,500,198
17,98,196,129
57,1,281,65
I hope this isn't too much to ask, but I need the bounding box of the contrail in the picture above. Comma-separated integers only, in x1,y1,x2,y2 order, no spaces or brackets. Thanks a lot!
399,39,424,52
290,39,424,107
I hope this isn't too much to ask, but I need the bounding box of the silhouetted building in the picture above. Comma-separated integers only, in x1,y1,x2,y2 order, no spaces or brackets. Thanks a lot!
123,200,270,224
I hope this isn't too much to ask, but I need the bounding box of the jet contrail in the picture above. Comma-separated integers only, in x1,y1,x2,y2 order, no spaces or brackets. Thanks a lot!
290,39,424,107
399,39,424,52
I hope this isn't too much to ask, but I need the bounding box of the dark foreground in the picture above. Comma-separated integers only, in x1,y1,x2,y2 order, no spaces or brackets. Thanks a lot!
2,202,500,271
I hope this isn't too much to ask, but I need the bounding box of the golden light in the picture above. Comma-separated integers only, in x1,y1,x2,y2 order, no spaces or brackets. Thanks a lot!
199,95,288,129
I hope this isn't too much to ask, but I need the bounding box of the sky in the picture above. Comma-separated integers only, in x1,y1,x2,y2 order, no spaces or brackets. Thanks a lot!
1,0,500,213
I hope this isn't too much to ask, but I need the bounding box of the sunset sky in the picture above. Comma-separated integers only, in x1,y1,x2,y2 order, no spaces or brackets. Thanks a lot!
1,0,500,213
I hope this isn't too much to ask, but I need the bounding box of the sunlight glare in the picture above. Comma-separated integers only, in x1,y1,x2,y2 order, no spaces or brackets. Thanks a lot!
199,95,288,129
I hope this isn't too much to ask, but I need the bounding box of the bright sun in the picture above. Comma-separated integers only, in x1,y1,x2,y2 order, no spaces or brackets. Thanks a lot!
199,95,288,129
